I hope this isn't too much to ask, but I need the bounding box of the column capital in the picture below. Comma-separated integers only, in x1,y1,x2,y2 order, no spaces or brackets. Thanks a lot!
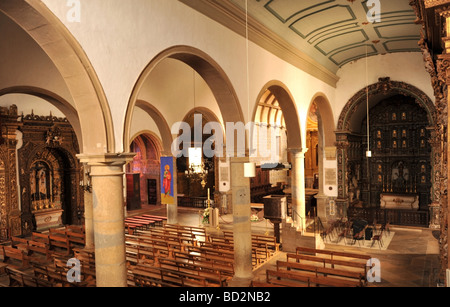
77,153,135,166
289,148,308,157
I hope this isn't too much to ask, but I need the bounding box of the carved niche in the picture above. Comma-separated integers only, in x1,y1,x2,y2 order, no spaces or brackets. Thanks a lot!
18,113,82,235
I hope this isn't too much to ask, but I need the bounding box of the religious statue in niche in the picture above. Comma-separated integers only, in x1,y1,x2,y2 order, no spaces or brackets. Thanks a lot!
420,139,426,148
392,161,409,192
347,164,360,202
393,130,397,138
30,162,53,211
401,112,407,120
402,140,407,148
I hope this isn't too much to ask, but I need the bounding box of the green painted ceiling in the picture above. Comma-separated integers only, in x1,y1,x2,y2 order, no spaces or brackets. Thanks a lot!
231,0,422,70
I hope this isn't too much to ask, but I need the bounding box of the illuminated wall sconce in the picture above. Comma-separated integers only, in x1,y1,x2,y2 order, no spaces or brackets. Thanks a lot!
244,162,256,178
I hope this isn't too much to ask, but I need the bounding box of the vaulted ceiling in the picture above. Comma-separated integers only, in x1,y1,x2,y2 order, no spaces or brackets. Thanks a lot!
181,0,422,84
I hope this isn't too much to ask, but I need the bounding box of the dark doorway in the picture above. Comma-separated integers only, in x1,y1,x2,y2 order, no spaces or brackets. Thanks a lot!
147,179,157,205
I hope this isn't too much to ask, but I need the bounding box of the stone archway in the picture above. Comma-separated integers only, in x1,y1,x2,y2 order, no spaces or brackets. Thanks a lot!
254,81,304,229
124,45,244,153
306,93,336,223
0,0,114,154
134,100,173,156
0,87,82,151
335,77,436,224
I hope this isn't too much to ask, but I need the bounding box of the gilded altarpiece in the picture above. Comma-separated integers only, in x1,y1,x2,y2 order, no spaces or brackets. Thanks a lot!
336,78,436,224
411,0,450,282
0,106,82,240
18,113,83,236
0,106,22,239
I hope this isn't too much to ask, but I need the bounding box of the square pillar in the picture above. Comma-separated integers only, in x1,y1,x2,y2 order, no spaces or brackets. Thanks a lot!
289,148,308,231
229,157,253,286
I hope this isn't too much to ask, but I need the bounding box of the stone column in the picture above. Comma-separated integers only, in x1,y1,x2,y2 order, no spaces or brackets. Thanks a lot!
229,157,252,286
290,148,307,231
81,163,95,250
78,153,135,287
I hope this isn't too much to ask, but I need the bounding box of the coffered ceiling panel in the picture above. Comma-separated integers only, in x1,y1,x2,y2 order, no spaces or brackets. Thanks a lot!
232,0,422,68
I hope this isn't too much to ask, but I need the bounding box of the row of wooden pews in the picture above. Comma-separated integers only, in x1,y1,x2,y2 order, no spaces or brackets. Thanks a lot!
252,246,372,287
126,223,281,287
0,225,94,287
125,214,167,234
126,223,235,287
209,230,280,267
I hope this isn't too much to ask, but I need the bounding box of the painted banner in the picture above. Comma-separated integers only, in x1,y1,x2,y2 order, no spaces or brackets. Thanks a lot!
160,156,174,204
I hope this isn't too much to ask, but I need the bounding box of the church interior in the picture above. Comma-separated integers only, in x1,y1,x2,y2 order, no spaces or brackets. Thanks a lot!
0,0,449,288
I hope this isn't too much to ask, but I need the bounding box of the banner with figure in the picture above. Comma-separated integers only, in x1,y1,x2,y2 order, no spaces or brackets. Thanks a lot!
160,156,174,204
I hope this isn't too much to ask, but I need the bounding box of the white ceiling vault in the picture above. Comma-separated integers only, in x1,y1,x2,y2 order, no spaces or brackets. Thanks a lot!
181,0,422,85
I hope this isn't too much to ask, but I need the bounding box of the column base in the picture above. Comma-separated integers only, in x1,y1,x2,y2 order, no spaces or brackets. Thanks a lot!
228,276,253,287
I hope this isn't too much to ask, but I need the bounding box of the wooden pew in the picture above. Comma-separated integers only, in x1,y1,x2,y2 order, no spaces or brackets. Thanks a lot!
125,222,146,235
32,232,50,246
132,263,220,287
6,266,53,287
28,240,52,263
276,260,365,286
266,268,362,287
286,253,368,277
125,218,154,230
296,247,371,263
11,237,29,252
66,230,85,247
251,280,284,287
53,256,96,286
1,246,30,269
128,216,156,227
265,269,310,287
157,257,230,286
49,234,72,256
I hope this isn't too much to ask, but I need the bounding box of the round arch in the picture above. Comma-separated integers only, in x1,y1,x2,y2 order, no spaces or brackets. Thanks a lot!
337,78,436,133
124,45,244,153
254,80,302,150
0,0,114,154
0,86,82,150
134,100,173,155
308,92,336,147
129,130,164,160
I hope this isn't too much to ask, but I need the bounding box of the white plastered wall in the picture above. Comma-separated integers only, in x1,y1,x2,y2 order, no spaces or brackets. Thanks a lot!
41,0,336,154
335,52,434,126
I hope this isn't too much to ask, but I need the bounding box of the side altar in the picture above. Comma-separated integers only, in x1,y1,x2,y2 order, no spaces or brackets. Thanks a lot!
380,193,419,210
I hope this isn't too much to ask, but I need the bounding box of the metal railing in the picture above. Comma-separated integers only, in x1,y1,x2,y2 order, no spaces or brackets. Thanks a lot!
347,207,429,227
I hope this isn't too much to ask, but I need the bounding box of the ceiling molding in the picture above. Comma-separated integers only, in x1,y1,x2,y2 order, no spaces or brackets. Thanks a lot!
179,0,340,88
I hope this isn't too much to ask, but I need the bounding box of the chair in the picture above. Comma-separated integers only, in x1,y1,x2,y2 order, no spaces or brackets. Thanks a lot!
351,228,366,246
371,229,383,248
336,222,352,245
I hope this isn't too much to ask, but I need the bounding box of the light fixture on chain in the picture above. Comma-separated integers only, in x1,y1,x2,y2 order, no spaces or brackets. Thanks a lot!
243,0,256,178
